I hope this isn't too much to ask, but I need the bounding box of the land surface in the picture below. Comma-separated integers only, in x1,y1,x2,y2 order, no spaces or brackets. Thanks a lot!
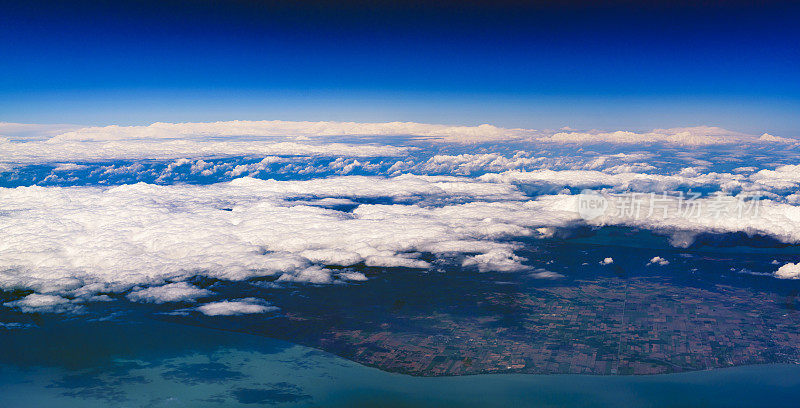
131,236,800,377
295,277,800,375
235,238,800,377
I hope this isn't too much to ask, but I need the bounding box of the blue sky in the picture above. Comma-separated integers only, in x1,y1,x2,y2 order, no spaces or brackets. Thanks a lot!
1,1,798,134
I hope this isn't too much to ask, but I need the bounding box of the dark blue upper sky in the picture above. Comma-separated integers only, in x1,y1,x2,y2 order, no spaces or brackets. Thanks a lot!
1,1,798,134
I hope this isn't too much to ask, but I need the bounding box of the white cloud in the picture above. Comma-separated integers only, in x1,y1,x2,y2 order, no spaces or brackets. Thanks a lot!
397,152,662,178
775,263,800,279
20,121,787,148
537,193,800,246
275,266,335,284
0,122,81,141
462,248,528,272
0,120,529,166
478,168,748,193
529,269,564,279
404,153,546,175
3,125,800,310
750,165,800,191
536,126,796,146
3,293,83,314
196,298,278,316
52,163,90,172
127,282,213,303
45,120,523,143
338,271,368,281
0,175,540,299
0,139,409,165
759,133,798,143
2,122,793,169
647,256,670,266
600,257,614,265
365,255,431,269
4,172,800,305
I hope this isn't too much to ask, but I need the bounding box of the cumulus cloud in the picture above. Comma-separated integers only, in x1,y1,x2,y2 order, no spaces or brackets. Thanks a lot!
338,271,368,281
3,294,83,314
647,256,670,266
600,257,614,265
196,298,278,316
775,263,800,279
462,248,528,272
127,282,213,303
0,175,543,299
759,133,798,143
749,165,800,191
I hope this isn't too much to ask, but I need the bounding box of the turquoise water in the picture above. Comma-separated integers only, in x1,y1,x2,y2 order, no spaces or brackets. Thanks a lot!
1,321,800,408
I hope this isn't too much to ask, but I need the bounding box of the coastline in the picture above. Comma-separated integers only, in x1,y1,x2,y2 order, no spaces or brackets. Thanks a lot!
3,328,800,408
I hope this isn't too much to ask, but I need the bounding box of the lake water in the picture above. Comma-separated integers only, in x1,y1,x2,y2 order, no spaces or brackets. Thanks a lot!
1,320,799,408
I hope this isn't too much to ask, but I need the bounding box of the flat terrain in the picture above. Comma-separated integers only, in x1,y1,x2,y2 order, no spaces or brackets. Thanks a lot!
234,241,800,376
297,277,800,375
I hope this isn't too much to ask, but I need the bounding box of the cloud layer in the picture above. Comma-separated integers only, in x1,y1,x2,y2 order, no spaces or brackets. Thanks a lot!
1,121,796,169
1,120,799,314
2,172,800,310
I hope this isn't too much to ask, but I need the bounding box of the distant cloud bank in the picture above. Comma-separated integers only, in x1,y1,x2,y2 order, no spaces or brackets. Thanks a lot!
1,121,796,168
